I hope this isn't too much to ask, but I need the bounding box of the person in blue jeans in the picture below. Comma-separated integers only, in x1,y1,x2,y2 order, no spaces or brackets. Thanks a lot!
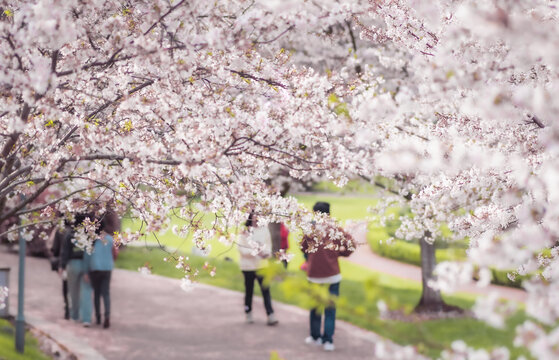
301,202,354,351
84,216,115,329
60,213,93,326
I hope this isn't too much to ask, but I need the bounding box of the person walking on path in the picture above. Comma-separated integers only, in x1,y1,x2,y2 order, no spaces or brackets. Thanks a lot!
49,221,72,320
301,201,355,352
60,213,93,326
238,212,279,326
84,217,116,329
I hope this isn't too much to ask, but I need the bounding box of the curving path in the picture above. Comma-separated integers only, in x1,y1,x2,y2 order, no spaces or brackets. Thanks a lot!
0,221,526,360
344,222,527,303
0,248,413,360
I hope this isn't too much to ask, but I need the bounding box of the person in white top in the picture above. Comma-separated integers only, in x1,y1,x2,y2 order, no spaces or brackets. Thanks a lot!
238,212,278,326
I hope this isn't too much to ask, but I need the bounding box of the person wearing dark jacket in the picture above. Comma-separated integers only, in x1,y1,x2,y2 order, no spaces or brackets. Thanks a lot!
301,202,355,352
50,223,72,319
60,214,93,326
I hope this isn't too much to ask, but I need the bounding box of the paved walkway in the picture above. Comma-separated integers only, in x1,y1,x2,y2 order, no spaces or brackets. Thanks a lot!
345,222,527,303
0,222,527,359
0,249,402,360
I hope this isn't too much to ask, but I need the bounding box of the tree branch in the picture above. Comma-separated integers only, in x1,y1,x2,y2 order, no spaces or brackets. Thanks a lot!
51,49,59,73
57,79,154,148
227,69,287,89
1,103,29,162
0,176,47,200
345,20,357,52
14,185,101,217
0,165,32,193
143,0,188,35
244,151,318,171
359,174,412,200
5,34,23,70
62,154,201,167
527,114,545,129
395,125,430,141
0,219,55,239
0,179,52,222
253,25,295,45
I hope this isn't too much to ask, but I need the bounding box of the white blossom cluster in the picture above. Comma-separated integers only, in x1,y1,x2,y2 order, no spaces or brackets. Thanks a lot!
138,266,151,276
1,0,559,357
440,340,510,360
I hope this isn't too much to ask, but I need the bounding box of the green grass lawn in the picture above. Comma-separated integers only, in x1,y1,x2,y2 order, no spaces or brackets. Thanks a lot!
120,193,378,263
367,221,524,288
368,221,467,265
294,194,377,223
116,246,530,359
311,179,379,194
0,318,50,360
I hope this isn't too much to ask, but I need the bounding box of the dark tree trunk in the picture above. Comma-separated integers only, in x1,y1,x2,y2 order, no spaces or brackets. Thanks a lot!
415,237,461,313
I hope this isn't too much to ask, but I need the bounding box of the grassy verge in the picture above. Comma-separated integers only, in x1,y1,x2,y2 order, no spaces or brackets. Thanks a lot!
0,318,51,360
367,223,523,288
116,246,530,359
120,193,378,260
368,221,466,266
311,179,378,194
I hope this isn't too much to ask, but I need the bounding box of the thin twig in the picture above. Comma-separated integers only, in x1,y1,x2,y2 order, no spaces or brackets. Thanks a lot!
253,25,295,44
0,219,55,238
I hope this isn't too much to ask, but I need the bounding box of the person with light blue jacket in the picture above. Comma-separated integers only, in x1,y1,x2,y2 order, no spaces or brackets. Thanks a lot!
60,213,93,326
84,217,116,329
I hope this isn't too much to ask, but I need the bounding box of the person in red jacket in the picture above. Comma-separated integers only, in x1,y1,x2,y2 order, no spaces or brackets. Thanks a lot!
279,223,289,268
301,202,354,352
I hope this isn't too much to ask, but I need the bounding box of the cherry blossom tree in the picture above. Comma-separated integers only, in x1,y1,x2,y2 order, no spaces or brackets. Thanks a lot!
0,0,359,247
2,0,559,358
341,1,559,358
251,0,559,357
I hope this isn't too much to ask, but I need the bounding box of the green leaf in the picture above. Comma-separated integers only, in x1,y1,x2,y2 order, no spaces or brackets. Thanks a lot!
269,351,285,360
